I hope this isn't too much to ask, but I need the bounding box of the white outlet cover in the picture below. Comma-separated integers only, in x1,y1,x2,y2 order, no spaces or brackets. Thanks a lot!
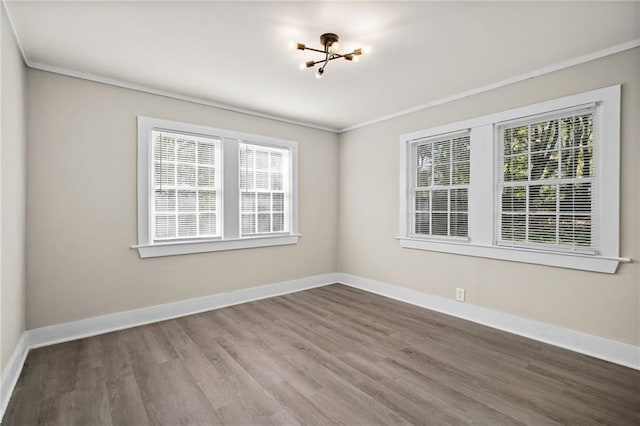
456,288,465,302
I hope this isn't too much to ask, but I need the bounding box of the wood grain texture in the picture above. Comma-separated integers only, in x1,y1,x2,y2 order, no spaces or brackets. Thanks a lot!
3,284,639,425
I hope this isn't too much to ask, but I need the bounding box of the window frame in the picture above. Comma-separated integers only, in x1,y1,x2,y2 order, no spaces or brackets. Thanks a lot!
137,117,299,258
398,85,621,273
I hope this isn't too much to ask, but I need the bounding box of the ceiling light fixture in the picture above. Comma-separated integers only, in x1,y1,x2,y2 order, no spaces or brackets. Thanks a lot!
290,33,369,79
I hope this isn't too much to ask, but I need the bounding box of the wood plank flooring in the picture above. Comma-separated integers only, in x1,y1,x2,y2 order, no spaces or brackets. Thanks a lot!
3,284,639,425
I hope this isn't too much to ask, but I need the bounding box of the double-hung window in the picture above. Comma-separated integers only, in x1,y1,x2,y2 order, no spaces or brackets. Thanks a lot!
399,85,621,273
137,117,298,258
411,132,470,238
497,106,596,252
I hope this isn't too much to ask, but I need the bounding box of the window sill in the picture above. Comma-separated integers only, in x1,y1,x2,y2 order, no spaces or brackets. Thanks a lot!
397,237,626,274
134,234,300,258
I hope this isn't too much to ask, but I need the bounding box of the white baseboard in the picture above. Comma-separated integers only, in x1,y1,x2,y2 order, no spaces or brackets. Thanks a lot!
27,273,341,349
2,270,637,421
0,272,340,420
336,273,640,370
0,333,28,419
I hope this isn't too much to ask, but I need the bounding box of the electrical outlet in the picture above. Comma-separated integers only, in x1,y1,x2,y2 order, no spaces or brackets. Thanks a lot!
455,288,465,302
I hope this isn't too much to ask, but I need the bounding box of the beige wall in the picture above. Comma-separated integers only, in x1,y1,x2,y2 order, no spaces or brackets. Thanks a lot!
338,48,640,346
26,70,338,329
1,7,27,372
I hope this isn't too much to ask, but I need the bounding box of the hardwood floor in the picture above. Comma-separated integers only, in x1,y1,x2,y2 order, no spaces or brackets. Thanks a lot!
3,284,639,425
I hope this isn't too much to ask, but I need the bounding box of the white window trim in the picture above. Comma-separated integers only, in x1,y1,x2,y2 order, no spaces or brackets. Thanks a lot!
399,85,624,273
136,117,299,258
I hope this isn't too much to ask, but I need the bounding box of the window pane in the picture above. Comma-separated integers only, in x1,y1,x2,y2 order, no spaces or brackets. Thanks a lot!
416,144,432,187
415,213,430,235
530,149,559,180
528,215,557,244
198,191,216,211
528,184,556,213
450,189,467,212
256,171,269,190
270,152,283,171
271,172,283,191
197,166,215,187
240,169,254,190
504,125,528,156
177,139,196,162
452,137,470,162
154,136,175,161
501,214,526,242
559,183,591,213
199,213,216,236
272,193,284,212
155,214,176,239
503,155,528,182
415,190,430,212
177,164,196,186
177,190,197,212
155,190,175,212
432,190,448,211
197,142,215,166
451,213,468,237
155,162,175,186
431,213,448,236
432,140,450,165
241,192,256,213
258,193,271,212
257,213,271,233
242,214,255,234
433,164,451,186
530,119,559,153
178,214,197,237
559,215,592,246
273,213,284,232
256,151,269,170
452,162,469,185
501,186,526,212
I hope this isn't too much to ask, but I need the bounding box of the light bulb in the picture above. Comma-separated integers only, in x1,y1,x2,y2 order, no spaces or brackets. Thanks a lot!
329,41,339,53
299,63,306,70
352,55,359,63
363,46,372,54
288,41,296,49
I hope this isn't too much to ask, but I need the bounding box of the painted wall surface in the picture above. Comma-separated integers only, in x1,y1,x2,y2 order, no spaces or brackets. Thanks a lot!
338,48,640,346
1,7,27,372
26,70,338,328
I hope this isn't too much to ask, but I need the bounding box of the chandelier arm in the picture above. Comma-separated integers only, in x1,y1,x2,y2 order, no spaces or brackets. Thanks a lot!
303,47,327,54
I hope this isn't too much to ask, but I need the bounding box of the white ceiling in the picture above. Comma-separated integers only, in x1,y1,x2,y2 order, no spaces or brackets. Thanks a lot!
5,1,639,131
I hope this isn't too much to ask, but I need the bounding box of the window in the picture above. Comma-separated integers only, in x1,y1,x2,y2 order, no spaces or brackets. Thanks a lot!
240,143,290,235
137,117,298,258
497,107,596,252
399,85,621,273
411,132,470,238
152,131,221,240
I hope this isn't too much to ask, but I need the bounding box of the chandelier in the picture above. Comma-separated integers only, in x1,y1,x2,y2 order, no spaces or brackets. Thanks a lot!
290,33,370,79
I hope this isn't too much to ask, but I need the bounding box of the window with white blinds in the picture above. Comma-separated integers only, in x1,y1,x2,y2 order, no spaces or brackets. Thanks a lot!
240,143,290,235
137,117,299,258
497,106,597,252
398,85,621,273
152,131,221,241
412,132,470,238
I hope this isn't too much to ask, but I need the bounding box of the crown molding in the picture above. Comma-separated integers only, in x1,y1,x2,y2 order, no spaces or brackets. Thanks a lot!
1,0,28,66
338,38,640,133
4,0,639,135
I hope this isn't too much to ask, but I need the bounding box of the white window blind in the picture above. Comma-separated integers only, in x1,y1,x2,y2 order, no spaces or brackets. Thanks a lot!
240,143,290,236
152,130,221,241
496,105,597,253
411,131,470,238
